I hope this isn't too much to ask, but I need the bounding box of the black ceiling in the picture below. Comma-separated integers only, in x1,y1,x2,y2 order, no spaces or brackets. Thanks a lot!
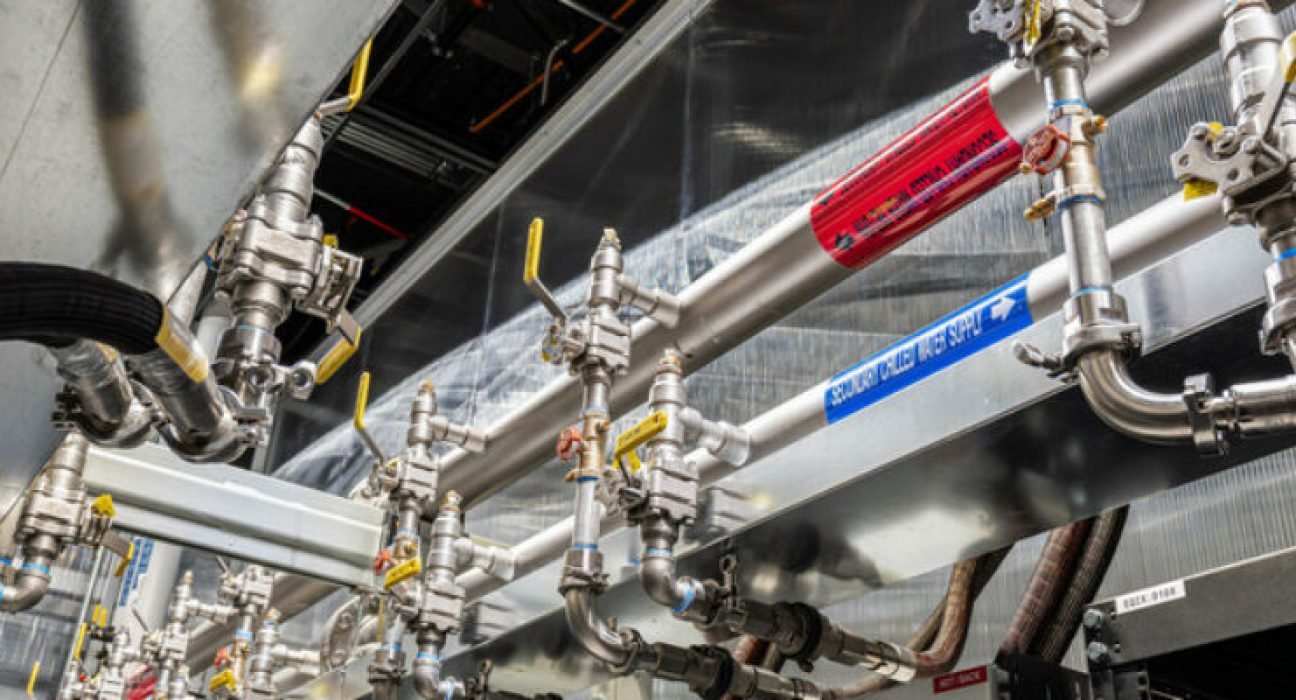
277,0,666,359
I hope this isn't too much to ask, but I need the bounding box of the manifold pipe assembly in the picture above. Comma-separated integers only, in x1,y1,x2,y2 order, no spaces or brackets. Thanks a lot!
0,263,243,461
263,0,1269,658
458,190,1231,603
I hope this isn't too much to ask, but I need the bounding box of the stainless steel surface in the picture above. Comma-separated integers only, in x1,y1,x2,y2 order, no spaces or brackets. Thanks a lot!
79,445,384,589
417,222,1284,694
366,0,1267,515
452,189,1234,611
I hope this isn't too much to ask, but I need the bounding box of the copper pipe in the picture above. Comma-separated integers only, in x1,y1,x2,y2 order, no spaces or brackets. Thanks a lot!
721,635,771,700
997,520,1092,660
469,0,638,134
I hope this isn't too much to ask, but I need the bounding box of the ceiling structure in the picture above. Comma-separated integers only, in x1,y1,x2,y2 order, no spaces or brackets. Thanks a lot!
276,0,666,360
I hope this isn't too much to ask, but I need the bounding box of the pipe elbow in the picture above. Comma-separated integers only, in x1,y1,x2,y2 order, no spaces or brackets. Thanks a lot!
563,589,635,669
0,568,51,612
1077,350,1192,444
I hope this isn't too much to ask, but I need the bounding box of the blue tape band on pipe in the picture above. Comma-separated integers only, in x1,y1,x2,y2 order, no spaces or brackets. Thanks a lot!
825,275,1033,424
416,652,442,661
381,643,402,651
1050,97,1090,110
672,584,696,615
643,547,673,558
573,543,598,551
1057,195,1105,212
235,630,253,640
1278,248,1296,261
1072,286,1110,298
575,476,598,483
0,558,12,567
20,563,50,575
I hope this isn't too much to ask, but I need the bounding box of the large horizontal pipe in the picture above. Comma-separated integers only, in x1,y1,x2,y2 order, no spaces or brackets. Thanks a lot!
270,0,1259,662
439,0,1259,509
458,193,1232,600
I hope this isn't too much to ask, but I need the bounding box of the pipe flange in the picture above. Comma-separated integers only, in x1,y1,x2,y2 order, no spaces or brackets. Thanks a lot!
1184,374,1229,456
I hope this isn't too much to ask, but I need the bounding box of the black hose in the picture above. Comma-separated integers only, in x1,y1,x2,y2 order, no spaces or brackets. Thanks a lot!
1032,507,1129,663
0,263,163,353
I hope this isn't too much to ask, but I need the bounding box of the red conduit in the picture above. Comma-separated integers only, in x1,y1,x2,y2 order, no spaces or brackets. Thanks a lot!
810,77,1025,269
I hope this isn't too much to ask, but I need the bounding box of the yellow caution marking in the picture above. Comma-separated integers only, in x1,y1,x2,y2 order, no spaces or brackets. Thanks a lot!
26,662,39,696
384,557,422,589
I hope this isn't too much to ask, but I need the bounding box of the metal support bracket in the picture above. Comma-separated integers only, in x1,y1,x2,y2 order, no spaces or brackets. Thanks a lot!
80,445,385,589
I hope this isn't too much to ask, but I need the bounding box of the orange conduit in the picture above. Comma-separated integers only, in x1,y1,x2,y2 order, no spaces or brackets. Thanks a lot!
469,0,639,134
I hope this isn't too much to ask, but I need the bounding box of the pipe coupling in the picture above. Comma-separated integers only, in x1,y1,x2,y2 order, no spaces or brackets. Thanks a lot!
1061,289,1141,367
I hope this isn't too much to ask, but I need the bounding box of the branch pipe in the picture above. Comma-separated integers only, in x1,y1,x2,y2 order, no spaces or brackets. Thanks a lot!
431,0,1274,509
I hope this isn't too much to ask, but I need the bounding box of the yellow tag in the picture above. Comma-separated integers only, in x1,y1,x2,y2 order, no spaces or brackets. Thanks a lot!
153,308,210,383
524,218,544,285
322,234,340,249
1183,179,1219,201
384,557,422,589
114,541,135,578
91,493,116,518
93,605,108,627
613,412,668,462
27,661,39,696
209,669,238,692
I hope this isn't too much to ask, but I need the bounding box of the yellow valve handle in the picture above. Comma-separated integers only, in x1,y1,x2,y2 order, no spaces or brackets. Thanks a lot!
354,371,372,433
346,39,374,111
72,623,88,661
612,411,668,470
1283,32,1296,84
384,557,422,589
153,308,210,383
317,326,364,385
1025,0,1044,48
209,669,238,692
114,540,135,578
91,493,116,518
26,661,38,697
322,233,340,249
524,218,544,286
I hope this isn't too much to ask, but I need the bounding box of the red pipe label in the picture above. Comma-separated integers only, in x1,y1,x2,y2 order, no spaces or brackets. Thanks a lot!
810,77,1023,269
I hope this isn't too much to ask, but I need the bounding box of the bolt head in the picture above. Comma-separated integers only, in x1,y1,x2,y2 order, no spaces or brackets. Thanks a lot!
1086,641,1111,665
1082,608,1106,630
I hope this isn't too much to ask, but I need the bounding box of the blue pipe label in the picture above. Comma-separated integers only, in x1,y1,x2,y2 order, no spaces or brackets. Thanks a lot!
825,276,1032,424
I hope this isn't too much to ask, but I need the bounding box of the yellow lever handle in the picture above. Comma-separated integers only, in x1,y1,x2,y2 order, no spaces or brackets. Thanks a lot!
613,411,668,467
317,326,363,385
354,371,372,433
346,38,374,111
524,218,544,286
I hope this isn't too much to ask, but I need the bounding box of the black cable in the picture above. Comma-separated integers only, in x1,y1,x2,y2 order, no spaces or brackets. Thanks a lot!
0,263,163,354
